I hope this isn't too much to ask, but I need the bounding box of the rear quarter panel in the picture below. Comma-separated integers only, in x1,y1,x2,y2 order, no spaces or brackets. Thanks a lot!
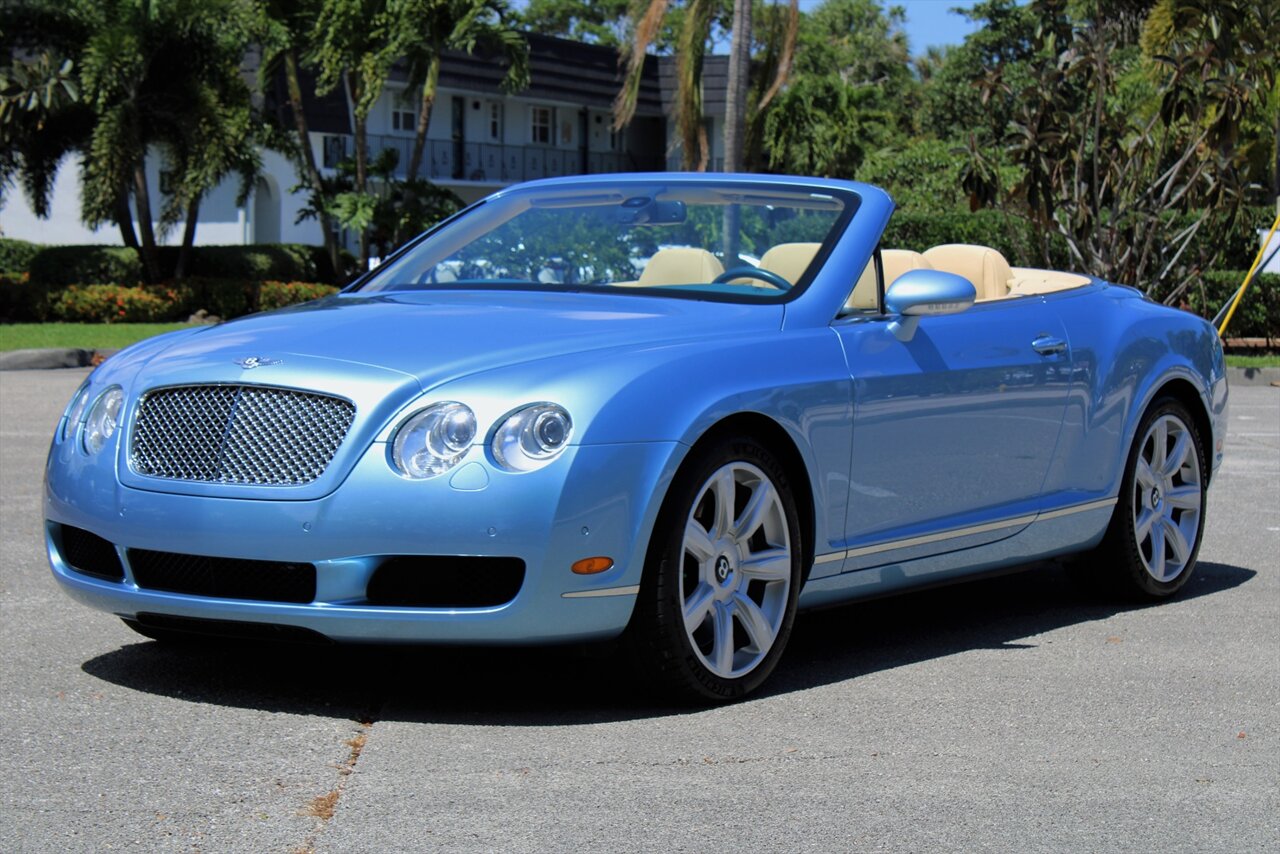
1041,283,1227,502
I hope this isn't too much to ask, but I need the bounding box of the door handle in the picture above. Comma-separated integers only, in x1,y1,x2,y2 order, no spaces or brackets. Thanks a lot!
1032,335,1067,355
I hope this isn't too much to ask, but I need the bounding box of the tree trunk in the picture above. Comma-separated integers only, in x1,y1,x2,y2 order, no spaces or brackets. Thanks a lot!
131,163,163,283
406,53,440,182
114,190,139,249
175,195,201,282
722,0,753,174
285,49,342,280
346,70,370,270
721,0,753,263
1272,94,1279,204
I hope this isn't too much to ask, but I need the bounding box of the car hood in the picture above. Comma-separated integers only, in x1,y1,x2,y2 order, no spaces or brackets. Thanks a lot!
142,289,785,390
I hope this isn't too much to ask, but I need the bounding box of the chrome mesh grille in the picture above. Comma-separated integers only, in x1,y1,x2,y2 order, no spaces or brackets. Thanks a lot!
131,385,355,485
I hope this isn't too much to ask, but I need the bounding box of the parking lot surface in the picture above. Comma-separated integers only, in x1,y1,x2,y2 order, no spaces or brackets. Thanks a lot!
2,368,1276,853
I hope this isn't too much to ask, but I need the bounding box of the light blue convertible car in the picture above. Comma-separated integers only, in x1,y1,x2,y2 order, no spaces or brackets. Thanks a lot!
45,174,1228,701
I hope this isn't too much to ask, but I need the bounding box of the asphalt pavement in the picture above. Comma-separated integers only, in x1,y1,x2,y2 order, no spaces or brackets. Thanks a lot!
1,369,1276,853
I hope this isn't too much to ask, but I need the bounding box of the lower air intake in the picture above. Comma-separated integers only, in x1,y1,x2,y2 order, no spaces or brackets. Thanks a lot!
58,524,125,580
366,556,525,607
128,549,316,604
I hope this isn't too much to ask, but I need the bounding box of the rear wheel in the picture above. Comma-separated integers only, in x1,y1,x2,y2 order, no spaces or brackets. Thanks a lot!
1096,397,1207,599
625,434,802,702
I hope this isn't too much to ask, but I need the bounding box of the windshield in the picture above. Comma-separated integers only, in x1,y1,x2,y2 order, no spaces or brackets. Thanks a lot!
356,180,857,302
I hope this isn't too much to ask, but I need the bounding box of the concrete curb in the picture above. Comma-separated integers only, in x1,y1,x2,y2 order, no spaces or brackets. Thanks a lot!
0,348,121,371
1227,366,1280,386
0,348,94,370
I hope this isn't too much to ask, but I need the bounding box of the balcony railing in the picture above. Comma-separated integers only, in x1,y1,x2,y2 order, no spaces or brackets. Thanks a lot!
323,134,663,183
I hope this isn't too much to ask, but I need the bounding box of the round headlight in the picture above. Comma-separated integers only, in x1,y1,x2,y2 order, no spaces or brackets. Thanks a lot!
62,382,92,442
83,387,124,455
492,403,573,472
392,401,476,478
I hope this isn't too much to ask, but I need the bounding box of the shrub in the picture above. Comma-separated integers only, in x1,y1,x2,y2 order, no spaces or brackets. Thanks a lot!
51,285,177,323
29,246,144,286
1170,271,1279,341
182,244,333,282
883,210,1074,270
178,277,255,319
28,243,344,286
258,280,340,311
0,238,43,274
0,272,51,322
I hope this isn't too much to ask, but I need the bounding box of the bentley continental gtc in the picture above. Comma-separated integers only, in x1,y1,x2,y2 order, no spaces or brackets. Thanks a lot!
45,174,1228,701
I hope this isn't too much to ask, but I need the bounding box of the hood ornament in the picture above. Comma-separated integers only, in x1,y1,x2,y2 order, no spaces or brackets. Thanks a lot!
234,356,282,369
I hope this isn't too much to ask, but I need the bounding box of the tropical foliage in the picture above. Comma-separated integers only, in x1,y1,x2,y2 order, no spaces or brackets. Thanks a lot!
606,0,1277,300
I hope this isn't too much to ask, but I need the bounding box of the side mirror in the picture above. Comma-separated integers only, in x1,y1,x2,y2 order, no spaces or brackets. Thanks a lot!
884,269,977,341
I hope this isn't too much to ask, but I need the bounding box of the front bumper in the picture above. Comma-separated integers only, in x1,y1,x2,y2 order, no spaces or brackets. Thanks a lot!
45,439,682,644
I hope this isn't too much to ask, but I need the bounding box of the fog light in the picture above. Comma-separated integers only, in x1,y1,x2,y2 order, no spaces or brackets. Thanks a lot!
571,556,614,575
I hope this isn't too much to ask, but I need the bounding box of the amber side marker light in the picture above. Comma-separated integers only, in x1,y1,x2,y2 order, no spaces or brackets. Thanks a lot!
571,556,614,575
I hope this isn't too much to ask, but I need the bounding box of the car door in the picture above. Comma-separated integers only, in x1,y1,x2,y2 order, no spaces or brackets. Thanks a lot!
825,297,1073,575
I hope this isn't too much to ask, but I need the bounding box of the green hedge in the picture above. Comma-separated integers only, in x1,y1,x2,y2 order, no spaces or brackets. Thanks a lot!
0,274,51,322
0,238,43,274
1,276,341,323
882,210,1073,269
27,243,348,286
1179,271,1279,341
51,285,177,323
28,246,143,286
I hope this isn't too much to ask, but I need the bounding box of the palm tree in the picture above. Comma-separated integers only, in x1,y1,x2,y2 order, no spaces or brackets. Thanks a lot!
261,0,342,275
613,0,797,172
309,0,400,269
397,0,529,183
613,0,712,170
3,0,261,282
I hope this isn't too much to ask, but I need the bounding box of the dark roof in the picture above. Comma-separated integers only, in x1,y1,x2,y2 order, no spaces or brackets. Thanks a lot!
658,55,729,116
273,33,674,135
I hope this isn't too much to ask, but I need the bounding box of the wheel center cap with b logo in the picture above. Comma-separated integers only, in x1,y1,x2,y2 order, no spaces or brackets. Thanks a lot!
715,555,731,583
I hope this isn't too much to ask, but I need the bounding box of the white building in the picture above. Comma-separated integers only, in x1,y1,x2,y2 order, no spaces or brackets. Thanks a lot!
1,34,682,251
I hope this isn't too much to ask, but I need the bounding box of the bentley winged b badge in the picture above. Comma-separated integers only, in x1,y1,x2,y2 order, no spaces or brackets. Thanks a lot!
233,356,282,369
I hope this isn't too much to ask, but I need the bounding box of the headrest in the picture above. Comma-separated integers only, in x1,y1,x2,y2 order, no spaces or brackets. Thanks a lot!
922,244,1014,301
758,242,822,286
638,247,725,286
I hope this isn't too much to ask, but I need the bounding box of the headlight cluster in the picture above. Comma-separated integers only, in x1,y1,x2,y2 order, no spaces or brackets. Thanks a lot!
60,384,124,455
391,401,573,478
84,388,124,454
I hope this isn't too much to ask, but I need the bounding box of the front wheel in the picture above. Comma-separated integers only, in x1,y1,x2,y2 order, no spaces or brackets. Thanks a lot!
1096,397,1208,599
625,434,802,703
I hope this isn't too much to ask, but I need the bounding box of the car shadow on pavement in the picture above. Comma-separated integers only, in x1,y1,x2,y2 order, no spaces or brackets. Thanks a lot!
80,559,1254,723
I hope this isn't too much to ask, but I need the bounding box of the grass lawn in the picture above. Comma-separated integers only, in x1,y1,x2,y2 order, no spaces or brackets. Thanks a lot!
1225,353,1280,368
0,322,200,352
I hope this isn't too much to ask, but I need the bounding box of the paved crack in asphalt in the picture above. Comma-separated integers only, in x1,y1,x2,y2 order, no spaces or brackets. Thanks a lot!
292,700,382,854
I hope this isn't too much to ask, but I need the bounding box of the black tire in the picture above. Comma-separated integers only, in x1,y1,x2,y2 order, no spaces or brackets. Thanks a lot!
1090,396,1208,600
624,433,803,703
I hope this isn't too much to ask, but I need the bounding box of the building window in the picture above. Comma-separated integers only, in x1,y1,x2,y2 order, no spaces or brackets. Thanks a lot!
159,170,176,195
322,135,347,168
488,102,503,141
530,106,552,145
392,108,416,133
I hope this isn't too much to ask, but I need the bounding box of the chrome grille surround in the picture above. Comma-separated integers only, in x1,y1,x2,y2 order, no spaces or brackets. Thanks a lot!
130,384,356,486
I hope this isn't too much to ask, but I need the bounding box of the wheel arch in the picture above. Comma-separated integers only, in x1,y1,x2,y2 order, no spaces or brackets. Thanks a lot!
1141,375,1215,485
683,412,818,585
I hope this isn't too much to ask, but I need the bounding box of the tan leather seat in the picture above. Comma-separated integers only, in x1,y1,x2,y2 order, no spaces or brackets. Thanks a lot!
922,244,1014,301
638,247,725,286
759,242,821,286
847,249,933,311
1008,267,1091,296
